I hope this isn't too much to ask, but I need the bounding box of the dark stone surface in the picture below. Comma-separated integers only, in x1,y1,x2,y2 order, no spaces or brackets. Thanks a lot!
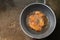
0,0,60,40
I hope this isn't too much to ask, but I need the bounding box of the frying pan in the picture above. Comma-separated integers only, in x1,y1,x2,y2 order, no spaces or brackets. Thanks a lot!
19,0,56,39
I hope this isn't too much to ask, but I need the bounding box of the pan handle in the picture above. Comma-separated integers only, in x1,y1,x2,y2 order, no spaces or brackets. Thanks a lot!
36,0,46,4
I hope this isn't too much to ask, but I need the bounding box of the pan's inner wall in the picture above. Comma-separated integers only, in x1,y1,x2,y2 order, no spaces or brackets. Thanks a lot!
21,4,55,36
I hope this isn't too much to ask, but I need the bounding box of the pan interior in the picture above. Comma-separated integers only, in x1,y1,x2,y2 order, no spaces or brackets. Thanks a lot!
21,3,56,37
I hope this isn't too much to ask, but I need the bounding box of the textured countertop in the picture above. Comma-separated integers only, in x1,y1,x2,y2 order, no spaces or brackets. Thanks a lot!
0,0,60,40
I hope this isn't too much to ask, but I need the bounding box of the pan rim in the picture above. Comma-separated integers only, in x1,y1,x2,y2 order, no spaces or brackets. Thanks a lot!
19,3,56,39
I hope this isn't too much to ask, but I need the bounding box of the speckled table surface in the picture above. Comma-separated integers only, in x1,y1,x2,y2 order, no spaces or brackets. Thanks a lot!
0,0,60,40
